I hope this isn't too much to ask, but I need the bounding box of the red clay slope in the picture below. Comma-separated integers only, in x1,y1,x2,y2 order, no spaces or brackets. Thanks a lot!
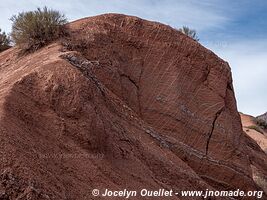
0,14,266,199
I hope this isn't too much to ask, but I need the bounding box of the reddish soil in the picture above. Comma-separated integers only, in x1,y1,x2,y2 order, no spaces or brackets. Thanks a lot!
0,14,266,199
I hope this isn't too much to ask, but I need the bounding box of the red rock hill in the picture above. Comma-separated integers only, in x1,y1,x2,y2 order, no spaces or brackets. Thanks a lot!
0,14,266,199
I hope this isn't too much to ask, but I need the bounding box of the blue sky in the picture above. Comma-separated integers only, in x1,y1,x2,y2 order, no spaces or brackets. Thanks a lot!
0,0,266,116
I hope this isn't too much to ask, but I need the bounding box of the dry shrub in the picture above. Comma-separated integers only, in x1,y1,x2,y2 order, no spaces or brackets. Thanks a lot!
11,7,67,52
0,29,11,52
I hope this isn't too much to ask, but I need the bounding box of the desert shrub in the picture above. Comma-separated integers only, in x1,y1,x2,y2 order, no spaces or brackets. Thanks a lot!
178,26,199,41
0,29,11,52
247,125,264,134
11,7,67,52
254,175,267,194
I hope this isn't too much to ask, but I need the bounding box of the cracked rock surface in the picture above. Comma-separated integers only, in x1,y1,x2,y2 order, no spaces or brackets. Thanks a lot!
0,14,266,199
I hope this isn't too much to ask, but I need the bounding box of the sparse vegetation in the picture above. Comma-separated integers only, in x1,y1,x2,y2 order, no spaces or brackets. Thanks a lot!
0,29,11,52
253,172,267,194
179,26,199,41
246,125,264,134
254,175,267,193
11,7,67,52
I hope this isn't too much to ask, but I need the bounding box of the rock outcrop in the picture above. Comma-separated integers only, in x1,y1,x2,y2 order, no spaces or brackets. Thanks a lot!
0,14,267,199
257,112,267,125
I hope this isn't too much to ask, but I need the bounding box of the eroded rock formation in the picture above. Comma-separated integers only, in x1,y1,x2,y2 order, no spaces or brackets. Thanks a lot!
0,14,266,199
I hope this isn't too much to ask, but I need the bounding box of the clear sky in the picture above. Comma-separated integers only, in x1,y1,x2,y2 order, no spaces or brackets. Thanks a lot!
0,0,266,116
